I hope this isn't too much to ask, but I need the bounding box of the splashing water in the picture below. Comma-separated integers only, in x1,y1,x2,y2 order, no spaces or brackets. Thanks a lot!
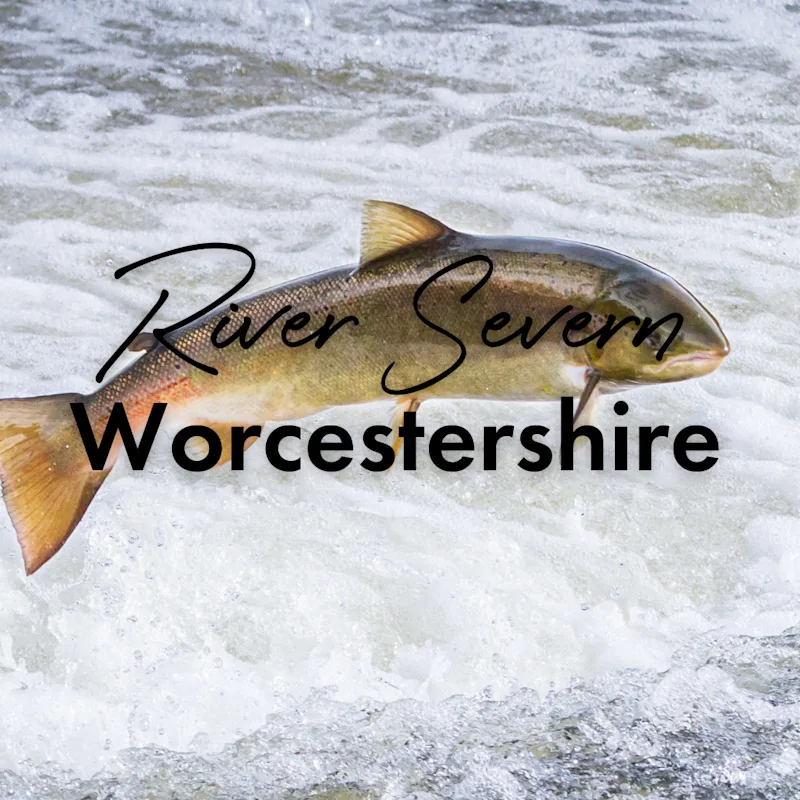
0,0,799,796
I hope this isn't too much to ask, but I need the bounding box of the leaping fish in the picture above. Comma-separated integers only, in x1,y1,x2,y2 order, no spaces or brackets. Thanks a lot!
0,201,729,574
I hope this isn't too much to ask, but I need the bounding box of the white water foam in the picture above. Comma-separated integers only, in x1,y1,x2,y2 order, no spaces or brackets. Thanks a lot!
0,0,798,795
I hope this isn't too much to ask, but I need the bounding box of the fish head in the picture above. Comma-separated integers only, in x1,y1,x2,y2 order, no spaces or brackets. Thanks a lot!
585,264,729,385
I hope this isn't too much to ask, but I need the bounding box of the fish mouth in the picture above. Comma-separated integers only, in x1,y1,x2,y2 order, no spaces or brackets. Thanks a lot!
635,329,729,378
673,348,728,365
656,345,729,378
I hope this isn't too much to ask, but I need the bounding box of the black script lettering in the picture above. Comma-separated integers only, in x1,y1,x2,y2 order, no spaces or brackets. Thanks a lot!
381,255,493,395
97,243,256,382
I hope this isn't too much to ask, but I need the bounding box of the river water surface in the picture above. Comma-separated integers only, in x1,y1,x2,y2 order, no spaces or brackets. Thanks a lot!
1,0,799,797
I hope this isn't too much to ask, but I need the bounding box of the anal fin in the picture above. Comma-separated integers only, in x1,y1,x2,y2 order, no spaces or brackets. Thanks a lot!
571,371,601,453
574,371,600,428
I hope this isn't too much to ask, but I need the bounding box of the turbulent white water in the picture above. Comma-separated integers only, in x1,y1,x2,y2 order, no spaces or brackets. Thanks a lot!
0,0,799,796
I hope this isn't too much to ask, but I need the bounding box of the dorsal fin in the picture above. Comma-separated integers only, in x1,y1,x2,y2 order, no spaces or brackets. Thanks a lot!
128,332,157,352
360,201,451,266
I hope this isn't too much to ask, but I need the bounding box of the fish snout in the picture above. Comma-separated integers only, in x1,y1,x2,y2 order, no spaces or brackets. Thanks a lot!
714,330,731,360
670,287,731,372
661,325,730,379
694,317,730,364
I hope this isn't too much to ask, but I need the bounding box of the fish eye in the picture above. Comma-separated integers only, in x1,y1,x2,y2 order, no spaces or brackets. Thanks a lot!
644,327,676,355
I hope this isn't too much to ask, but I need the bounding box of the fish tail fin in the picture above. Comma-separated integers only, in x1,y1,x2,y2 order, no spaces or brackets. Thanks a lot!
0,393,111,575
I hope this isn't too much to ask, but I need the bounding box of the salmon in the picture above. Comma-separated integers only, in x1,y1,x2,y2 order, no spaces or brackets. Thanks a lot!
0,201,729,574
